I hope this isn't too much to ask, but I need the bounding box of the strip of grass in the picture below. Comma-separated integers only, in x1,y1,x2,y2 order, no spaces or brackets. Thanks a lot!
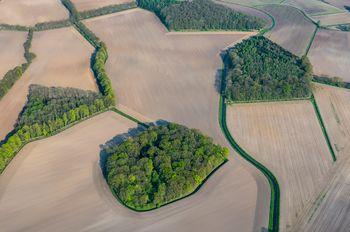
305,26,319,56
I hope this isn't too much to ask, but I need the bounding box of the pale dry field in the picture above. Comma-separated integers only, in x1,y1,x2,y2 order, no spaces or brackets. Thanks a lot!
227,101,334,232
0,31,26,79
261,4,316,56
85,8,270,231
309,29,350,82
284,0,344,15
323,0,350,10
0,27,97,141
0,0,68,26
313,12,350,26
296,84,350,231
221,0,281,7
72,0,134,11
0,111,262,232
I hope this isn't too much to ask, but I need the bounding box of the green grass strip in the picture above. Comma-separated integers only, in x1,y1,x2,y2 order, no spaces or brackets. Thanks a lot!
305,26,318,56
310,95,337,161
219,58,280,232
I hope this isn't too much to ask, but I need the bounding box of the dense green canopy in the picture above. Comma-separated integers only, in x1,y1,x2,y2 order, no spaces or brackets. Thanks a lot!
139,0,266,31
225,36,312,102
105,123,228,210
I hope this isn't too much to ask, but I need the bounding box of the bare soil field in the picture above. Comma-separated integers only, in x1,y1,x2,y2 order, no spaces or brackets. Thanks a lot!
227,101,334,232
0,31,26,79
85,8,270,231
220,0,281,7
323,0,350,10
0,0,68,26
0,27,97,141
284,0,344,15
214,0,273,26
309,29,350,82
0,111,262,232
72,0,134,11
261,4,316,56
313,12,350,26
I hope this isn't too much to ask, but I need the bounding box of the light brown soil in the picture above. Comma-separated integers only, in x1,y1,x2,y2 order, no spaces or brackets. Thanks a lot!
227,101,334,232
284,0,344,15
309,29,350,82
297,84,350,232
313,12,350,26
0,0,68,26
72,0,134,11
0,31,26,79
261,4,316,56
322,0,350,10
0,27,97,141
85,8,270,231
0,111,261,232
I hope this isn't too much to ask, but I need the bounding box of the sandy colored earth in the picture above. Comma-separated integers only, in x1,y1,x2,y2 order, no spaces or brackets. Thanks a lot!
220,0,281,7
0,27,97,141
0,0,68,26
323,0,350,10
226,101,335,232
309,29,350,82
0,111,260,232
313,12,350,26
298,84,350,232
284,0,344,15
0,31,26,79
261,4,316,56
72,0,134,11
85,8,270,231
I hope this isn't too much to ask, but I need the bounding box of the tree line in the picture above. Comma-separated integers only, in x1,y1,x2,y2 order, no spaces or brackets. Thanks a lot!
225,36,312,102
138,0,266,31
79,2,137,20
0,29,36,100
0,85,109,174
105,123,228,210
313,75,350,89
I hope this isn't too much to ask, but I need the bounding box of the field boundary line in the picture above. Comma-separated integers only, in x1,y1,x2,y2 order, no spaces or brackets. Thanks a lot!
305,26,319,56
219,54,280,232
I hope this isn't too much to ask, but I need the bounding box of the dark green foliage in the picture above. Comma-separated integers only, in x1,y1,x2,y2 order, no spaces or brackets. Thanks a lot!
0,24,29,31
61,0,80,22
225,36,312,102
336,24,350,31
161,0,266,31
33,19,72,31
0,30,36,100
0,85,109,174
105,123,228,210
313,75,350,89
79,2,137,20
138,0,265,31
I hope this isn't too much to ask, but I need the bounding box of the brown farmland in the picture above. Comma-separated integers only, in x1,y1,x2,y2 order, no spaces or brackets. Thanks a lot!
0,27,97,141
0,111,263,232
261,4,316,56
0,0,68,26
313,12,350,26
309,29,350,82
0,31,26,79
284,0,343,15
227,101,334,231
323,0,350,10
72,0,134,11
85,8,270,231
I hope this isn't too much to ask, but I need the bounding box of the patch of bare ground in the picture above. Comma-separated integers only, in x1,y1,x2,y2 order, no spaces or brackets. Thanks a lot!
0,31,26,79
0,0,68,26
260,4,316,56
313,12,350,26
85,8,270,231
309,29,350,82
0,111,260,232
226,101,334,232
295,84,350,232
72,0,134,11
323,0,350,10
284,0,344,15
0,27,97,141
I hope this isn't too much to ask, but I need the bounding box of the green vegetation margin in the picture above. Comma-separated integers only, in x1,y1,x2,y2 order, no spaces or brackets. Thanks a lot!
219,54,280,232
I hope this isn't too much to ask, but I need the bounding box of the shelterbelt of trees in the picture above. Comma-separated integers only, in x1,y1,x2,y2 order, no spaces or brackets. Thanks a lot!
0,29,35,100
225,36,312,102
0,85,110,173
138,0,266,31
105,123,228,210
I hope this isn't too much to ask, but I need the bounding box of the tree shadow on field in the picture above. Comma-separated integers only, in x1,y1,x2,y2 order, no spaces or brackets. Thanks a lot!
99,119,170,178
214,50,229,95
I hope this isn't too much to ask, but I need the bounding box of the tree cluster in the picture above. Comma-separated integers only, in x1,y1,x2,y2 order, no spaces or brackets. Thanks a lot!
0,85,109,174
313,75,350,89
105,123,228,210
138,0,266,31
0,30,36,100
0,24,29,31
225,36,312,102
33,19,72,31
79,2,137,20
